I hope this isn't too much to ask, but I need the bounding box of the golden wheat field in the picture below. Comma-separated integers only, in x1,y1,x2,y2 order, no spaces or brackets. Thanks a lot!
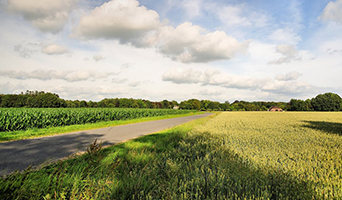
192,112,342,199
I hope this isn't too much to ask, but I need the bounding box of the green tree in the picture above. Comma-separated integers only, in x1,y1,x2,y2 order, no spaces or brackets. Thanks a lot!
191,99,201,110
41,93,61,108
79,100,88,108
119,98,134,108
143,100,152,108
137,99,147,108
161,100,171,109
311,93,342,111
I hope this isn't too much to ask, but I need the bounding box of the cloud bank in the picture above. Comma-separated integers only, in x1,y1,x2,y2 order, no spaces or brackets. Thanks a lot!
275,71,302,81
7,0,78,33
74,0,160,43
269,44,301,64
151,22,249,63
73,0,248,63
163,68,315,95
320,0,342,23
41,44,68,55
0,69,117,82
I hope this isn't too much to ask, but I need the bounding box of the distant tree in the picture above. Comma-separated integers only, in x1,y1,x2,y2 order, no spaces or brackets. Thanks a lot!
15,95,28,107
311,93,342,111
162,100,170,109
97,101,106,108
209,101,221,111
1,95,15,107
79,100,88,108
261,106,268,111
154,102,162,109
143,100,152,108
137,99,147,108
88,101,96,107
289,99,309,111
201,100,211,110
191,99,201,110
119,98,133,108
220,102,230,111
305,99,313,111
40,93,61,107
179,101,191,110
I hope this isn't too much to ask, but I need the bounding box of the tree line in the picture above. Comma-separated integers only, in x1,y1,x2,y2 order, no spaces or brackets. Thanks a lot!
0,90,341,111
288,93,342,111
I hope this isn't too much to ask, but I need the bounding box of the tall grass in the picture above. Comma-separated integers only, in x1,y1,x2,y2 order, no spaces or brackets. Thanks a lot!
1,112,340,199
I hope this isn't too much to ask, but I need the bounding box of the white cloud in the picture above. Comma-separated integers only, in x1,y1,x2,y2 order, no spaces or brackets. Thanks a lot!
269,28,301,45
7,0,77,33
327,48,342,55
275,71,302,81
182,0,202,19
112,78,127,84
93,55,105,62
248,41,278,63
41,44,68,55
320,0,342,23
196,89,224,97
218,5,252,26
73,0,160,43
128,81,141,87
0,82,27,94
51,85,124,100
163,68,316,95
152,22,249,63
0,69,118,82
14,43,39,58
269,44,301,64
276,45,298,56
73,1,247,63
212,3,270,28
162,68,206,84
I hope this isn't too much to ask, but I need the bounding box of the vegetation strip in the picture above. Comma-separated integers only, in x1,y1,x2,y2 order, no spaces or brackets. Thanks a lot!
0,111,202,142
1,112,341,199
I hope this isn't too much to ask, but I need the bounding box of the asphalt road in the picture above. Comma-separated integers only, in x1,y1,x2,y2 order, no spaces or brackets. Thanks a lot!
0,113,211,176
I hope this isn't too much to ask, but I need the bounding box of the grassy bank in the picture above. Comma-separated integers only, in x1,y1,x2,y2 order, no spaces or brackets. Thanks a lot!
0,112,202,142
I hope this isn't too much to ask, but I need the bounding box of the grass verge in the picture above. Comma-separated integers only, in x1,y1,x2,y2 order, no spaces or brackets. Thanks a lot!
0,111,203,142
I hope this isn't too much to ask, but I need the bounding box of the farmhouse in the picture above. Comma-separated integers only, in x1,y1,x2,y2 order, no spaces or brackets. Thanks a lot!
268,106,283,112
173,106,180,110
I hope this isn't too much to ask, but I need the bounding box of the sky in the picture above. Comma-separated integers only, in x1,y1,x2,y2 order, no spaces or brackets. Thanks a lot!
0,0,341,103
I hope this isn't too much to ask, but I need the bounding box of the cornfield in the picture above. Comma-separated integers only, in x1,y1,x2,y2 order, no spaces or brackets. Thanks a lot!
0,108,193,132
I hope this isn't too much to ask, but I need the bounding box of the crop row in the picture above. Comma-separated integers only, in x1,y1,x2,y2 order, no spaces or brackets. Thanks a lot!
0,108,193,132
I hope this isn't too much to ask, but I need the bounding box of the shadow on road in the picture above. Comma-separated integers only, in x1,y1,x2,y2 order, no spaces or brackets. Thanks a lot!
0,132,113,176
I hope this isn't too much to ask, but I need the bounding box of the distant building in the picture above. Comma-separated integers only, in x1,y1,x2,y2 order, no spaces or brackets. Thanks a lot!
173,106,180,110
268,106,283,112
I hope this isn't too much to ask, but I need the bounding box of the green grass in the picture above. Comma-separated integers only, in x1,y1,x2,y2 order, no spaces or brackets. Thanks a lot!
0,112,203,142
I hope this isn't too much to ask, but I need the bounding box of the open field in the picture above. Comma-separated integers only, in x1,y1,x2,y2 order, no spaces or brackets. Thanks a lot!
1,112,341,199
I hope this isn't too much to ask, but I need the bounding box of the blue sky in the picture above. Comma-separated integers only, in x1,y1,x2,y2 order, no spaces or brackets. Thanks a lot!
0,0,341,102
